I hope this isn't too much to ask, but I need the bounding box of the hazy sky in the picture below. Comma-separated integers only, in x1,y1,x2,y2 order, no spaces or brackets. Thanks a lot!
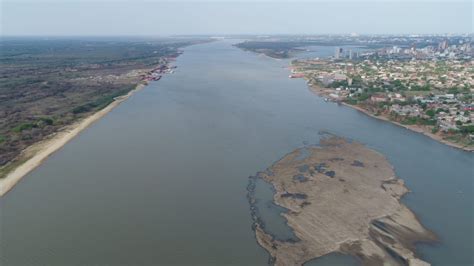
1,0,472,36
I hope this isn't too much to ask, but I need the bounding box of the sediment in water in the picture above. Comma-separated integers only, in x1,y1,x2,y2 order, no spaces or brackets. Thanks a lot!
248,134,437,266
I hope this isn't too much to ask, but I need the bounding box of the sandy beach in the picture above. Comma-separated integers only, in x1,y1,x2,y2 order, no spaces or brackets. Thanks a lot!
307,84,474,152
0,83,146,197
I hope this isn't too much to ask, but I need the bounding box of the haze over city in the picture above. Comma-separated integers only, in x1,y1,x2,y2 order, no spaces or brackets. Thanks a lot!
2,0,473,36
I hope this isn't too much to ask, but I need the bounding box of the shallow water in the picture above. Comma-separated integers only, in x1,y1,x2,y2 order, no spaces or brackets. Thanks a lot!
305,252,360,266
250,178,298,242
1,40,472,265
294,45,367,60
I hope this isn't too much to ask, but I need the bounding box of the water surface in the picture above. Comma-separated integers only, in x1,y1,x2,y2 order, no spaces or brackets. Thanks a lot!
1,40,472,265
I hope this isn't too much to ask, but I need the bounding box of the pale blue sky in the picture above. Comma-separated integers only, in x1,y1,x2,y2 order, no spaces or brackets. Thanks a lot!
1,1,472,36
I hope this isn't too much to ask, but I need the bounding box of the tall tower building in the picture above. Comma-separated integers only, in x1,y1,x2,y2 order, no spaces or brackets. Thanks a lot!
438,39,448,51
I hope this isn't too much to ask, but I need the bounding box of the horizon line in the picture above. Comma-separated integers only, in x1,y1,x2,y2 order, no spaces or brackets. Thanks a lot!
1,33,473,38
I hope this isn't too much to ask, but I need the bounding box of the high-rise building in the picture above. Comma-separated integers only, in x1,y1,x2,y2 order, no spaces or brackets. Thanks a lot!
438,40,448,51
335,47,343,59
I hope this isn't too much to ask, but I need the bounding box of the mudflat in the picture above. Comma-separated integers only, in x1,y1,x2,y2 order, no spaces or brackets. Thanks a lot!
249,135,436,266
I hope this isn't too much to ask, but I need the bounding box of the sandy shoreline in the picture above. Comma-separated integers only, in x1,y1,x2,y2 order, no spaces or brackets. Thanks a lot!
307,85,474,152
250,136,436,265
0,83,146,197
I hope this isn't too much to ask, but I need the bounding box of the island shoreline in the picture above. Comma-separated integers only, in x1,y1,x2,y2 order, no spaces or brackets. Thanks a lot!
249,135,437,265
0,83,147,197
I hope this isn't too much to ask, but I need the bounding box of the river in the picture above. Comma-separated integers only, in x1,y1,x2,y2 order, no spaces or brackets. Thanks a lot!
1,40,472,265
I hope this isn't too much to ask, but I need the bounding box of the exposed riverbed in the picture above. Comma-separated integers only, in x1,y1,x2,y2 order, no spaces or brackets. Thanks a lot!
249,135,436,265
0,40,472,265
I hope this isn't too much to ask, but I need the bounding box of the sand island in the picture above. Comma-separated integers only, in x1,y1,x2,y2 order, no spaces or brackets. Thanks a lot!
248,134,436,266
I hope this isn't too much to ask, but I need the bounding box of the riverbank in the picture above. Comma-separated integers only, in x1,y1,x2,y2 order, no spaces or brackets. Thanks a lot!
0,83,146,197
307,84,474,152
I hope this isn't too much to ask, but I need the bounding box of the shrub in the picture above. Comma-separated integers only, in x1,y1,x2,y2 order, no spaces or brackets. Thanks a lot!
71,87,132,114
460,125,474,134
38,117,54,125
12,123,36,133
426,109,435,117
